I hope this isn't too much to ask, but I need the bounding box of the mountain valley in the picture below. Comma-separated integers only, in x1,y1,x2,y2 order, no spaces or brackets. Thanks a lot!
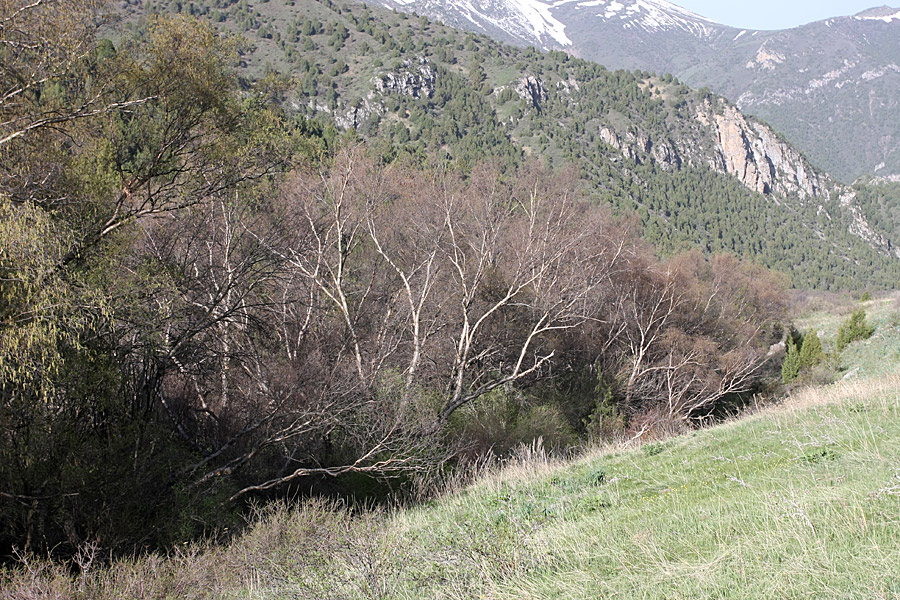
6,0,900,577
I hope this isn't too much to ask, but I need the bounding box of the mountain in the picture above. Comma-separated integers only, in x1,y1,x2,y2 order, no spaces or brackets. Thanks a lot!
373,0,724,52
124,0,900,288
370,0,900,183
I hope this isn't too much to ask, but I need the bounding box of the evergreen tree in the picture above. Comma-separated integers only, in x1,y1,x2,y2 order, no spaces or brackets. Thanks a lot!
836,309,875,352
782,336,801,384
798,330,825,368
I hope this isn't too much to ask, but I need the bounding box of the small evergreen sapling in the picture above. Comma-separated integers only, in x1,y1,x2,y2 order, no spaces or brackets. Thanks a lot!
782,336,801,384
798,330,825,368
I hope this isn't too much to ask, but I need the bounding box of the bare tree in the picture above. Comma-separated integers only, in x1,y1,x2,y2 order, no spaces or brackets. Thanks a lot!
133,150,640,497
613,265,684,410
608,251,785,423
432,163,627,427
125,149,786,500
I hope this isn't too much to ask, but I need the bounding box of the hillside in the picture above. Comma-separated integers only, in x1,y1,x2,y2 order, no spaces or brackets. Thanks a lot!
7,0,900,584
6,298,900,598
684,11,900,185
854,178,900,250
370,0,900,184
123,0,900,289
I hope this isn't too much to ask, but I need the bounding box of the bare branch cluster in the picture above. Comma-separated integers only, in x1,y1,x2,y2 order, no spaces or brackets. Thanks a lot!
131,149,785,497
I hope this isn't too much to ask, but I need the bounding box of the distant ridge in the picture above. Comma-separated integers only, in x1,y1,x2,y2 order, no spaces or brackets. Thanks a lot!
854,5,900,20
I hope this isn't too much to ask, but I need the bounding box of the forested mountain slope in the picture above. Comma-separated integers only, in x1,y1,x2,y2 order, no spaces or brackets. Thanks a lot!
370,0,900,184
124,0,900,289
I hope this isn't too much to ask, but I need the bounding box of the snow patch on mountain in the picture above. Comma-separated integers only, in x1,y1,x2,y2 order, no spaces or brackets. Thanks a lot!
376,0,724,46
565,0,715,36
380,0,572,48
504,0,572,45
854,8,900,23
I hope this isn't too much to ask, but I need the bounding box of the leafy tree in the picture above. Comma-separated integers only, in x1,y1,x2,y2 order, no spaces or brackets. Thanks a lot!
0,8,310,556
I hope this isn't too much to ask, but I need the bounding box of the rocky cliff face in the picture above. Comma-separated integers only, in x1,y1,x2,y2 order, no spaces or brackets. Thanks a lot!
598,98,825,200
594,94,898,256
514,75,549,109
703,104,824,201
332,57,436,129
598,127,681,170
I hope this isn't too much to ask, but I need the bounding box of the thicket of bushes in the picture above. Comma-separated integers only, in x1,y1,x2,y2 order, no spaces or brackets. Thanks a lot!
1,2,787,558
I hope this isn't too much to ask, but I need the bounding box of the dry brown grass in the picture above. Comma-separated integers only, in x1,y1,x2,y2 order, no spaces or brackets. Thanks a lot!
776,373,900,413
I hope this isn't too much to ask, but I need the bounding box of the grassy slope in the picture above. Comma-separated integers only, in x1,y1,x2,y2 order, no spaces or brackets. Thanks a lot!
4,302,900,599
800,296,900,380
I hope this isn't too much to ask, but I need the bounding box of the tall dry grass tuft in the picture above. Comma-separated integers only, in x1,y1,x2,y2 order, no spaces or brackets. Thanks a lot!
777,373,900,413
0,551,75,600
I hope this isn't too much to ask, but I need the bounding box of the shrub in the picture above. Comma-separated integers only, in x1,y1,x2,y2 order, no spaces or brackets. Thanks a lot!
803,354,839,386
836,309,875,352
583,374,625,442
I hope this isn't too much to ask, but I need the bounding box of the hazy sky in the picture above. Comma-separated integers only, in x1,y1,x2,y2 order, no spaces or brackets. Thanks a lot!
674,1,893,30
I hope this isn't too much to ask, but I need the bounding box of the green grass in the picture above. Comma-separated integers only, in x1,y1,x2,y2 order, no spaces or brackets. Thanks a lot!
388,379,900,599
5,376,900,598
798,295,900,379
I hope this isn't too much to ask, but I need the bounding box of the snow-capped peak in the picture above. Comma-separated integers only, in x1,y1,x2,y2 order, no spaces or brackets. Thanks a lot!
374,0,726,48
568,0,710,22
491,0,573,46
379,0,572,48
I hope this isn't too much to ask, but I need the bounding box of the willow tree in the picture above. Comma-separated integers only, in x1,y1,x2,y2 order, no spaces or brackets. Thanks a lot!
0,5,299,554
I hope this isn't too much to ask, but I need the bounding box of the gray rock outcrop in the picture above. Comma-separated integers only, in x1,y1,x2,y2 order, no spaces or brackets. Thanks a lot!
515,75,548,109
373,57,436,99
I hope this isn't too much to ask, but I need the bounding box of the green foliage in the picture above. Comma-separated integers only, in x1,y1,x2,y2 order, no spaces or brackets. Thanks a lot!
451,388,576,457
0,9,323,557
583,371,624,441
782,328,827,384
798,330,825,369
782,336,801,384
836,309,875,352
